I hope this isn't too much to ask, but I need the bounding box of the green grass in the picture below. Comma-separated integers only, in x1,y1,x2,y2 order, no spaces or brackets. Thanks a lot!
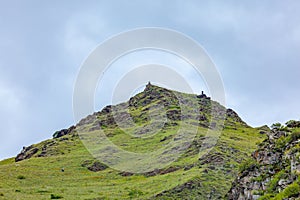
0,127,260,199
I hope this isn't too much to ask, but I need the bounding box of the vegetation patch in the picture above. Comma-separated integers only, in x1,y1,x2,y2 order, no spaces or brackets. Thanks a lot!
50,194,63,199
17,175,26,180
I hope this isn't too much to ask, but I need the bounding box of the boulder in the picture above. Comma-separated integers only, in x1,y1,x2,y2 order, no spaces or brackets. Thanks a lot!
87,161,108,172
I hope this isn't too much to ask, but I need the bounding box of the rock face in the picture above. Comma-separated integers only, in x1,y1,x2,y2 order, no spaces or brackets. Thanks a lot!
226,123,300,200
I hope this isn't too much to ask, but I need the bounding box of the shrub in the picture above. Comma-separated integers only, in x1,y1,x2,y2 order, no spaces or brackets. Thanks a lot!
258,194,274,200
37,190,49,193
271,123,289,131
0,193,3,196
17,175,25,180
267,170,286,193
282,182,300,198
286,120,300,128
252,190,264,195
239,158,259,172
128,189,143,198
50,194,63,199
271,123,283,130
251,175,265,182
275,136,287,151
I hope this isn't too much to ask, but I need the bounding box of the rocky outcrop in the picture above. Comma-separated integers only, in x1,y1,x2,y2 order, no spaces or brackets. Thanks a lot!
81,160,108,172
15,145,39,162
37,140,56,157
226,109,247,125
226,122,300,200
286,120,300,128
143,166,181,177
197,91,211,100
152,177,205,199
15,125,76,162
52,125,75,138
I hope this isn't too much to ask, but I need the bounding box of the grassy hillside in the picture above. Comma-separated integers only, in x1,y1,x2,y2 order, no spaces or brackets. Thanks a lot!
0,84,265,199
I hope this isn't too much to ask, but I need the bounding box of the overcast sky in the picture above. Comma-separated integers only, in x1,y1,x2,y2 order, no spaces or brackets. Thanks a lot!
1,0,300,159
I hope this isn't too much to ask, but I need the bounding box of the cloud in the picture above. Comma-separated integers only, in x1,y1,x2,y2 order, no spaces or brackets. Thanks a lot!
0,0,300,159
63,13,109,61
169,1,300,126
0,84,21,112
0,80,26,158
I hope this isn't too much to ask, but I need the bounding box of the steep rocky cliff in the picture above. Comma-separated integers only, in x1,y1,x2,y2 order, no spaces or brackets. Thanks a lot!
226,121,300,200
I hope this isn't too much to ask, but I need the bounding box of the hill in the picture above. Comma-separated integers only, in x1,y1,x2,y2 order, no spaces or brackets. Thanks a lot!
0,84,265,199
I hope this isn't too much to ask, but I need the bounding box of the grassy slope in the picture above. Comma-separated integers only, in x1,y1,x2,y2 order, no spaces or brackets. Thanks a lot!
0,85,265,199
